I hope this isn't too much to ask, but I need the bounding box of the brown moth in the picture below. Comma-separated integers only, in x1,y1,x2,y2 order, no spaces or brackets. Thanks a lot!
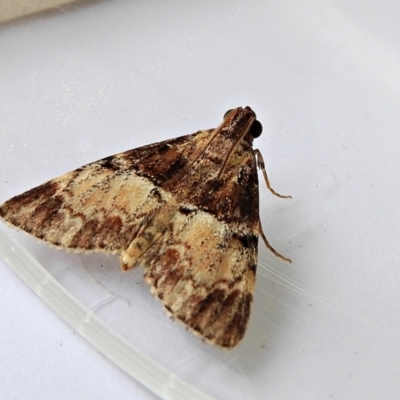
0,106,290,348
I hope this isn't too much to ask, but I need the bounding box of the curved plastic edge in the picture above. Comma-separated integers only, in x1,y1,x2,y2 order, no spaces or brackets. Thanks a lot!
0,228,216,400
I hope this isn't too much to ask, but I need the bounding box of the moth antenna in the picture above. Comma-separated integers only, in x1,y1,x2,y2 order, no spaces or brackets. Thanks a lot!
188,129,220,166
216,126,250,180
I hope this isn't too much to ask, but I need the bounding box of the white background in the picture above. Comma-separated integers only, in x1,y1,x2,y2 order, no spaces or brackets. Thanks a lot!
1,1,400,399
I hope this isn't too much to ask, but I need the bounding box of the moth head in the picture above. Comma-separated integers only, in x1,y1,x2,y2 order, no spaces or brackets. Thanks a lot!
223,108,236,120
223,108,263,139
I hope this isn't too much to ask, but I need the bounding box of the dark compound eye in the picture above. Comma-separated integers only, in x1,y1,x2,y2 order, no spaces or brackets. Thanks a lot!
249,120,263,138
223,109,234,120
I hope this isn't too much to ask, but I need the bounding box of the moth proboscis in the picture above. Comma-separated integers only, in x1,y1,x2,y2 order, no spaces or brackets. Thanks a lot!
0,106,291,348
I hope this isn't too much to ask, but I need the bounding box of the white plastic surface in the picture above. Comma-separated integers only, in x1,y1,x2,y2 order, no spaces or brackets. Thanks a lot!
0,228,215,400
1,2,400,399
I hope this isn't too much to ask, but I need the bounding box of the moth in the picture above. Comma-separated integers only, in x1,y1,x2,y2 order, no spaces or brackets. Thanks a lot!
0,106,290,348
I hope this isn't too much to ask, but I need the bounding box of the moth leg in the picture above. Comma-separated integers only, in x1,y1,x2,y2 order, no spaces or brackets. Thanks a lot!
254,149,291,199
258,220,292,263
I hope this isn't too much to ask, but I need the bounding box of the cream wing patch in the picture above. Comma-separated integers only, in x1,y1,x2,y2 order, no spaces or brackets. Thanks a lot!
136,206,257,348
0,162,165,253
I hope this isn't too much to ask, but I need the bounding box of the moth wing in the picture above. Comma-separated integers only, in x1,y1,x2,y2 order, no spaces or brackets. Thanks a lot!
125,124,261,347
0,130,211,253
139,207,258,348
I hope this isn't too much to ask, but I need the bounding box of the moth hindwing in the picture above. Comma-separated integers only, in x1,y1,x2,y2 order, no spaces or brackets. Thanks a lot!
0,106,290,348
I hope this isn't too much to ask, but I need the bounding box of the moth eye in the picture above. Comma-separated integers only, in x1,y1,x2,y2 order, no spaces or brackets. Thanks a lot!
223,109,234,120
250,120,263,138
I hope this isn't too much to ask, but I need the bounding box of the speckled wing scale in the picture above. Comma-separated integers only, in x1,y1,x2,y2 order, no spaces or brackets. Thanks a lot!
0,106,290,348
